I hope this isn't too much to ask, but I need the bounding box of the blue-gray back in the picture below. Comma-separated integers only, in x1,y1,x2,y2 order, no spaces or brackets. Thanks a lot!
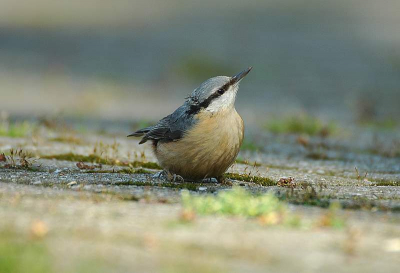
129,76,230,144
131,102,197,144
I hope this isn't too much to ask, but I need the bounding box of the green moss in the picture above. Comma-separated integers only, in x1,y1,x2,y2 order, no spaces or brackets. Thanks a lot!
0,121,33,138
370,179,400,186
182,187,286,217
0,230,52,273
41,153,162,169
224,173,276,186
265,114,337,136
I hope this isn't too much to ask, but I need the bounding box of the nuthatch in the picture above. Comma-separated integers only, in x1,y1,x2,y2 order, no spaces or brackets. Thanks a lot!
128,67,252,182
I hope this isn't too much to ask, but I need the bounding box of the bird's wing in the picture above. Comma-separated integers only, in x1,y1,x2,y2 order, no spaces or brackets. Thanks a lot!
128,104,195,144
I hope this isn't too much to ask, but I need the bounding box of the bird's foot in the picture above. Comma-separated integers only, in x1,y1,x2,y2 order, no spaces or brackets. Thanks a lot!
170,173,185,182
154,170,185,182
217,176,232,186
152,171,166,179
202,177,218,183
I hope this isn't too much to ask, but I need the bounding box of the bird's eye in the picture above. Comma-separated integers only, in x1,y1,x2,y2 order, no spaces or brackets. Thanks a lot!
217,88,225,95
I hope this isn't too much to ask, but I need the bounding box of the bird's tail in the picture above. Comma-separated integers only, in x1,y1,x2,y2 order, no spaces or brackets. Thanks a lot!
127,126,152,137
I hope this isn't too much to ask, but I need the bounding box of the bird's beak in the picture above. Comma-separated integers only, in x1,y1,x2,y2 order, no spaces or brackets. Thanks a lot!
231,66,252,84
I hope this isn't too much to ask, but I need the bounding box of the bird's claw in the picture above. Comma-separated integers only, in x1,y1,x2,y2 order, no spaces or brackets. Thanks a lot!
154,170,184,182
152,171,165,179
217,176,232,186
171,174,184,182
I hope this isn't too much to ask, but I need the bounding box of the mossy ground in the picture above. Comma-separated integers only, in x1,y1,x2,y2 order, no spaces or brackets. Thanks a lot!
42,153,162,169
182,187,346,228
224,173,276,186
0,230,51,273
1,117,400,273
0,121,33,138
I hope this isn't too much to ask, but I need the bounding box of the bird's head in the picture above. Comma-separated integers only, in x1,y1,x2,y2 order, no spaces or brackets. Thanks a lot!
187,67,252,113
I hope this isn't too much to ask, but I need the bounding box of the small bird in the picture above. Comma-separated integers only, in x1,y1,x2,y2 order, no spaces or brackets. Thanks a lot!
128,67,252,182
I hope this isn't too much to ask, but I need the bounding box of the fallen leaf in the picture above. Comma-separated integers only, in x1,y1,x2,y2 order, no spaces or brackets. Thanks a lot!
278,177,297,188
180,209,196,222
30,220,49,239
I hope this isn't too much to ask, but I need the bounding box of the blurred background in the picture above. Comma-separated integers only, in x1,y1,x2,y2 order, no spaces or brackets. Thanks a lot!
1,0,400,129
2,2,400,272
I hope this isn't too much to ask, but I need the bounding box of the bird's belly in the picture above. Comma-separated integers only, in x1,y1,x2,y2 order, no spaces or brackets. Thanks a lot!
155,109,244,179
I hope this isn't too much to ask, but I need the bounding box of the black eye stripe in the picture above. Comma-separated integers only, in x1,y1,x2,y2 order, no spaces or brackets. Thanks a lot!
186,83,230,115
216,83,230,96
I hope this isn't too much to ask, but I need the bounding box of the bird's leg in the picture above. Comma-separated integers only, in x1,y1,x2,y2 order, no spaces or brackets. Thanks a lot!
202,177,218,183
152,170,166,179
155,169,185,182
217,175,232,186
172,174,185,182
167,171,184,182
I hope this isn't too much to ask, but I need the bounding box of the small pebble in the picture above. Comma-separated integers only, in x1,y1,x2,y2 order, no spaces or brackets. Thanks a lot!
198,187,207,191
67,181,77,187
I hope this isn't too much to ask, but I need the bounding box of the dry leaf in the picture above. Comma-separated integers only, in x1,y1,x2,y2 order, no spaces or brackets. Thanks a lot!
30,220,49,238
180,210,196,222
278,177,297,188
